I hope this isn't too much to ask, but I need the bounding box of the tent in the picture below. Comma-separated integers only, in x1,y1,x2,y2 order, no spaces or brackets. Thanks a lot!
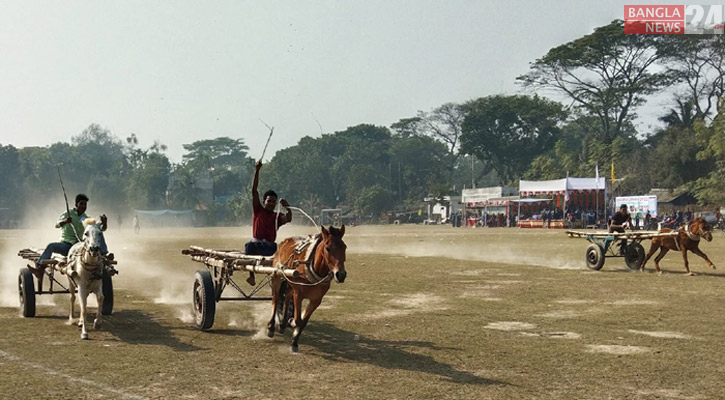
519,177,606,209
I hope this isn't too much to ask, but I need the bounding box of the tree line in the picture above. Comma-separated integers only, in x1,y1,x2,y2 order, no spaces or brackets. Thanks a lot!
1,20,723,225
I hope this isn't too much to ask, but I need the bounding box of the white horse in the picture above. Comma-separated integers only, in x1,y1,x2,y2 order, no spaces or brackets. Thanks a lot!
65,218,107,340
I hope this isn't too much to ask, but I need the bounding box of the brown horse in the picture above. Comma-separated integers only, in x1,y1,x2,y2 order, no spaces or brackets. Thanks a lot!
641,217,715,275
267,225,347,352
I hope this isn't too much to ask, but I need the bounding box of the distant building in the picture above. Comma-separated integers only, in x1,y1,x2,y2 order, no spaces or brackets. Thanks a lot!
648,188,697,210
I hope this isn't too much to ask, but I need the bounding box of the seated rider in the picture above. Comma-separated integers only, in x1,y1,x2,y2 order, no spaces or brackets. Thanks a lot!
609,204,632,255
36,194,108,276
244,160,292,286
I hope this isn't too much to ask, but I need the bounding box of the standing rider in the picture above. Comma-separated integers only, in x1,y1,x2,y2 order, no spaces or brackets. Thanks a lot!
244,160,292,286
36,194,108,276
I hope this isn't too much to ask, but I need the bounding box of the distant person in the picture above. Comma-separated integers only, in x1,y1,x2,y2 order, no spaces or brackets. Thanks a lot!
244,160,292,286
117,215,123,230
609,204,632,255
133,214,140,234
36,194,108,276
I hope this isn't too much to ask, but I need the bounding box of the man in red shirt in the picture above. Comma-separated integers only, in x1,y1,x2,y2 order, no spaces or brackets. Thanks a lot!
245,160,292,285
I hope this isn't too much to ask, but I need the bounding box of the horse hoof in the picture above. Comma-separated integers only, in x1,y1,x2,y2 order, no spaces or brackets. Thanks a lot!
81,333,89,340
266,329,274,338
93,320,102,330
712,265,716,270
291,345,299,353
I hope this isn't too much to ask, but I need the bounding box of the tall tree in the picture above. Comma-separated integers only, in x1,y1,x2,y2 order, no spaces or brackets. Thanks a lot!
518,20,672,142
693,98,725,204
460,94,568,183
659,35,725,119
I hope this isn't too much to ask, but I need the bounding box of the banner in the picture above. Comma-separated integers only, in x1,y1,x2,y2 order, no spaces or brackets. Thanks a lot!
615,195,658,218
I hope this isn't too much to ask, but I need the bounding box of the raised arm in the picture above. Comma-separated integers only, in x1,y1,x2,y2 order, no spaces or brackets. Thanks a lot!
252,160,262,209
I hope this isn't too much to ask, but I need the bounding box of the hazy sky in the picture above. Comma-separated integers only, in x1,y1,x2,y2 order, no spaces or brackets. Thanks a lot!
0,0,712,163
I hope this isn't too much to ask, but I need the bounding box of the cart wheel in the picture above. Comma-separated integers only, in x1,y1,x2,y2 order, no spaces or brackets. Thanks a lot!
585,244,605,271
19,267,36,317
625,243,646,271
101,273,114,315
193,270,216,330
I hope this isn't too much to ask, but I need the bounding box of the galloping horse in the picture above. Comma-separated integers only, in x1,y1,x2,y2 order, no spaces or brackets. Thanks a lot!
641,217,715,275
267,225,347,352
65,218,107,339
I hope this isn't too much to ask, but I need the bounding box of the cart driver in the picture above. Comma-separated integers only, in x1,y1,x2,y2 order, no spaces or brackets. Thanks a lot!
609,204,632,255
36,194,108,277
244,160,292,286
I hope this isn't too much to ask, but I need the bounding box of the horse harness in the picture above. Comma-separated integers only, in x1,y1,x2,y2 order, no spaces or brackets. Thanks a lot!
278,234,333,286
68,245,105,281
671,222,703,251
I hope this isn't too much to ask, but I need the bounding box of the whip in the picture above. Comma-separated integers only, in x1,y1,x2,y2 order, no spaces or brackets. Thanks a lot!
259,119,274,161
57,165,81,242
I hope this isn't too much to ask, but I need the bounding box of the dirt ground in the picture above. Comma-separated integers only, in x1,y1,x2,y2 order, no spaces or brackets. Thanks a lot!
1,224,724,399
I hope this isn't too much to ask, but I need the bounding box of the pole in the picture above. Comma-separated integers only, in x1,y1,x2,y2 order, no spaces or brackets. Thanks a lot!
258,119,274,161
57,166,81,242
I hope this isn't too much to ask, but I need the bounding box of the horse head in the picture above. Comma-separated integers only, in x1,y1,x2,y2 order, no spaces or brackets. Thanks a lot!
82,218,106,258
320,225,347,283
690,217,713,242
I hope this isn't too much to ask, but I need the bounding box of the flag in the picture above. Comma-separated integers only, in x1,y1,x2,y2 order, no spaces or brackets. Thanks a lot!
611,160,616,183
595,163,599,189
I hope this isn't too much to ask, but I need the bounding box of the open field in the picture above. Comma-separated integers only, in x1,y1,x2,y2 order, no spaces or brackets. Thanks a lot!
1,224,724,399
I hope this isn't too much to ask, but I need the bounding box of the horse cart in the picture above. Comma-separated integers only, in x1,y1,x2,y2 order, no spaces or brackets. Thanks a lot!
566,230,679,271
182,246,298,331
16,248,117,317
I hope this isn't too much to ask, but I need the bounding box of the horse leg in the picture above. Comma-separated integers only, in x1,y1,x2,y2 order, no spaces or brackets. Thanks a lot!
278,282,290,333
291,295,323,353
78,286,89,340
681,248,692,275
93,284,104,330
267,278,280,338
640,242,660,272
290,290,305,353
653,248,669,274
690,247,716,270
68,279,77,325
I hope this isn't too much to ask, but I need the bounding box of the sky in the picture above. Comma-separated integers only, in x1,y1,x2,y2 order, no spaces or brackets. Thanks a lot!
0,0,718,163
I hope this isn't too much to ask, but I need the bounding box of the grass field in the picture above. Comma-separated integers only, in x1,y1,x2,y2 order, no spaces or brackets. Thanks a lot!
1,224,724,399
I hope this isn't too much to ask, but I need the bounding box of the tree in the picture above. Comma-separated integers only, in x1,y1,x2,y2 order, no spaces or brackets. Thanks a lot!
518,20,672,142
0,144,20,208
180,137,253,198
126,150,171,209
389,135,450,205
354,185,395,219
659,35,725,120
693,98,725,205
460,94,568,183
392,103,465,178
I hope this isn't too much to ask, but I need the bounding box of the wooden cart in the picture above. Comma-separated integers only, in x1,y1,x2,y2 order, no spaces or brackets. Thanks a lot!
566,230,679,271
17,248,117,317
181,246,299,331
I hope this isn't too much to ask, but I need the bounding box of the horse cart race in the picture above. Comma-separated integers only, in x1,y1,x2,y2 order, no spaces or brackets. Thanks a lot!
16,220,118,339
566,217,716,274
566,230,677,271
182,225,347,352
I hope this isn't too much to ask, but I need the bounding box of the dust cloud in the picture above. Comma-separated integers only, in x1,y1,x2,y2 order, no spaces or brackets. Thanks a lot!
1,224,582,317
345,225,584,270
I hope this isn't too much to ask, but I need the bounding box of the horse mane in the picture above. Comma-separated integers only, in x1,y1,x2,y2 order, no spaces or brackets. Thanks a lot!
84,218,97,225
